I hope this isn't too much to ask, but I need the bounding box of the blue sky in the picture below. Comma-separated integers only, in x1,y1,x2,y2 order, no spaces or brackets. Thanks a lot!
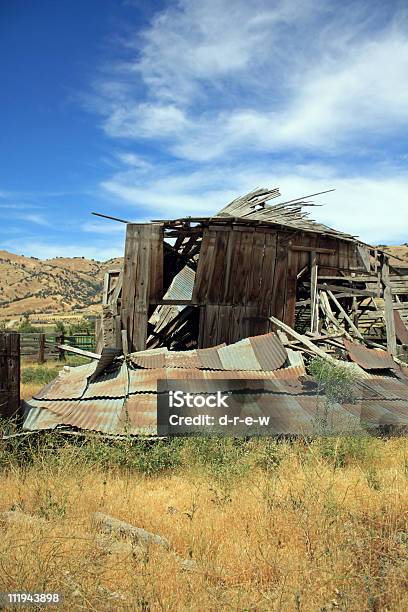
0,0,407,260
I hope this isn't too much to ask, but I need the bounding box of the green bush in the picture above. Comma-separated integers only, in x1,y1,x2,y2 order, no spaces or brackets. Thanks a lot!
309,356,358,405
21,366,61,385
312,435,378,469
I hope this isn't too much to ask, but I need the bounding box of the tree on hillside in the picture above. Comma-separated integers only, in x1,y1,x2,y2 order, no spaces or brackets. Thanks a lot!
18,313,42,333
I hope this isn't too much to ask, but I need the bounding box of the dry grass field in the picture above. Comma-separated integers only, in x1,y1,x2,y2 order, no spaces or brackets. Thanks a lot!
0,359,407,610
1,431,408,611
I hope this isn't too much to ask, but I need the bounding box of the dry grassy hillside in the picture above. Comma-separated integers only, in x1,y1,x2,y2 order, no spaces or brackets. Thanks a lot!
0,244,406,319
379,244,408,268
0,250,122,318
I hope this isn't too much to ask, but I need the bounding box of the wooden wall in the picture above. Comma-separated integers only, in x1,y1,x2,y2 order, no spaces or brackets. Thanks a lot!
121,223,164,353
192,224,367,347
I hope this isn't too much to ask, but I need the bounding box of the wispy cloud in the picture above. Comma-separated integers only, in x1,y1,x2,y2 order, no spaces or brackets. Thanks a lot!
101,160,408,244
91,0,408,160
0,238,124,261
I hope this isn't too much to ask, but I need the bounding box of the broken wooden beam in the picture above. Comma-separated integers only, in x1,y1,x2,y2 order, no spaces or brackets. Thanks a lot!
326,290,365,341
57,344,101,360
290,245,336,255
269,316,338,362
381,258,397,356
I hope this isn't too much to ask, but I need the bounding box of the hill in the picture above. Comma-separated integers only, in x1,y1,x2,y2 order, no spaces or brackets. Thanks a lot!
0,250,122,319
0,244,407,320
379,244,408,268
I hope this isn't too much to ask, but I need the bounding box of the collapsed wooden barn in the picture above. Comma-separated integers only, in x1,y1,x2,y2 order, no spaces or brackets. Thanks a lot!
97,188,406,360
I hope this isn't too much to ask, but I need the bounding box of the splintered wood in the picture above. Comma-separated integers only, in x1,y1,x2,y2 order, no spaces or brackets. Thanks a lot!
95,187,407,360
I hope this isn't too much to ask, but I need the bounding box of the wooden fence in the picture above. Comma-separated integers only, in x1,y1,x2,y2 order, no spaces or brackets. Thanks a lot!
20,333,96,362
0,332,20,420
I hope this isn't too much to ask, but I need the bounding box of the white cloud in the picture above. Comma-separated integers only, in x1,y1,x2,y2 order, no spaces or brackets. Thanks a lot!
92,0,408,159
101,161,408,244
87,1,408,245
0,239,124,261
14,213,50,226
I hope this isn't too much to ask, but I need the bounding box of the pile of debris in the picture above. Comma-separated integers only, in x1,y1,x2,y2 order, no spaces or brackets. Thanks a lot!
19,187,408,437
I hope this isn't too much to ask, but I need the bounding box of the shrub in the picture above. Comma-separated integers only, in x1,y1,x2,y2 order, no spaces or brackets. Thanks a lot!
21,366,61,385
309,357,358,405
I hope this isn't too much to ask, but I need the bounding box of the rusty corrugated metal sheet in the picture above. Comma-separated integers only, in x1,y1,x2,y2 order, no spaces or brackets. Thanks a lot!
165,350,200,369
119,395,157,435
131,349,167,369
61,398,124,434
129,332,287,372
249,332,287,371
344,339,396,370
271,365,306,379
22,402,62,430
217,339,261,371
33,362,96,400
90,347,122,381
83,362,128,399
356,377,408,402
196,345,226,369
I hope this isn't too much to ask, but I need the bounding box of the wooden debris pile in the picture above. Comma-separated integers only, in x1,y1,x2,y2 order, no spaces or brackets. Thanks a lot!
89,187,408,368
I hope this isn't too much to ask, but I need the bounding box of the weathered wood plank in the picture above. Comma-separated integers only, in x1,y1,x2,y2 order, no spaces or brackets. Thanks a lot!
381,259,397,355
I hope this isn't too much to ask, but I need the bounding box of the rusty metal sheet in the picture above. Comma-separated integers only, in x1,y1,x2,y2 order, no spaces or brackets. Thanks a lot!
128,368,166,393
119,395,157,435
359,400,408,427
249,332,288,371
197,344,226,370
83,362,128,399
356,377,408,402
217,339,261,371
130,348,167,369
33,362,96,400
165,350,200,369
22,402,62,431
61,398,124,433
26,398,80,419
90,347,122,381
344,339,396,370
23,397,124,434
272,365,306,379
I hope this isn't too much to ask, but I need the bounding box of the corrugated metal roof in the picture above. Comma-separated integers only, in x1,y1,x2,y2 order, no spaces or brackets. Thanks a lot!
196,345,226,369
165,350,200,369
218,339,261,370
33,362,96,400
119,395,157,435
344,339,396,370
90,347,122,382
130,349,167,369
83,362,128,399
249,333,287,371
22,330,408,436
21,402,62,430
129,333,288,372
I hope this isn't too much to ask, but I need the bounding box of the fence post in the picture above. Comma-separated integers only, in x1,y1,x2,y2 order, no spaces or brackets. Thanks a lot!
0,332,21,421
38,333,45,364
57,333,65,361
